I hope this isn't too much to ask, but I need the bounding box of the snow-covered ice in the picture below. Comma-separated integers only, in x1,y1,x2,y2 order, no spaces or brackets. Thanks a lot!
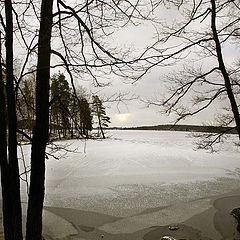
19,130,240,217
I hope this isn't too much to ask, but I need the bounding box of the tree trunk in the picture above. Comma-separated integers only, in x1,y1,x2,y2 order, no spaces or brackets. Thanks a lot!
0,3,23,239
25,0,53,239
211,0,240,139
98,116,105,139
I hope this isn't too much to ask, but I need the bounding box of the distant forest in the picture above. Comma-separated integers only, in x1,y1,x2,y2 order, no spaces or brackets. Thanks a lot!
109,125,237,134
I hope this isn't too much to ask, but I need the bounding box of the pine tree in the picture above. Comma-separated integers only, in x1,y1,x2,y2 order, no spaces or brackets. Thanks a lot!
92,95,110,139
68,87,93,138
79,98,92,137
50,73,71,138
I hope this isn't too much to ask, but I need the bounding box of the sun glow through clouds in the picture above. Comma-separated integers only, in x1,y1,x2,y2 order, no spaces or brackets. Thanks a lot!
116,113,131,123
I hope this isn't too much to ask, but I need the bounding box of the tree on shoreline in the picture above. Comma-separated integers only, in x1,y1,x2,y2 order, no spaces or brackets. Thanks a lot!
92,95,111,139
50,72,71,138
78,97,93,137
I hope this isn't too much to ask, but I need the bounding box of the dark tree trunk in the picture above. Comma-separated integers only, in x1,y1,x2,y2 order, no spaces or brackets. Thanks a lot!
49,112,52,135
98,116,105,139
211,0,240,139
25,0,53,239
57,116,62,140
0,2,23,239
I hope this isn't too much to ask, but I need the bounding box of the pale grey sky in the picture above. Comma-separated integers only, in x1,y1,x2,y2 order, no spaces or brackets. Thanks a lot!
12,0,240,128
86,3,240,128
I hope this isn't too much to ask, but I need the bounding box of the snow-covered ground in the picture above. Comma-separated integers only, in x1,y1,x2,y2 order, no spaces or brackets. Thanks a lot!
20,130,240,217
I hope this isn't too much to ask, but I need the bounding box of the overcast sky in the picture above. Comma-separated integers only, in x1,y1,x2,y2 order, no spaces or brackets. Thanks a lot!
97,68,223,128
82,21,240,128
84,3,240,128
14,1,240,128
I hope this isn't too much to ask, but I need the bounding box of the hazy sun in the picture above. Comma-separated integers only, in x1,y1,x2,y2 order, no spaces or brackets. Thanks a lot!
116,113,131,123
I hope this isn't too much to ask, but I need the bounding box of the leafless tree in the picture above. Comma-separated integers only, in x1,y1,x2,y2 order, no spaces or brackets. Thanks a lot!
144,0,240,149
0,2,23,239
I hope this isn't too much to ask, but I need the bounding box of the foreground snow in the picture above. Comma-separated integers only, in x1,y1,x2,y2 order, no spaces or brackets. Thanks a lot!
20,130,240,217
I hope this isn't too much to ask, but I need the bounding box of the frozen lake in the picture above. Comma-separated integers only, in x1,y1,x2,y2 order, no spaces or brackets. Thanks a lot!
20,130,240,217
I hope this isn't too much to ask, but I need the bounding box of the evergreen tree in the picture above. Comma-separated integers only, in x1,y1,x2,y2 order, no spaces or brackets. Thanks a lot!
69,87,93,138
92,95,110,139
79,98,92,137
50,73,71,138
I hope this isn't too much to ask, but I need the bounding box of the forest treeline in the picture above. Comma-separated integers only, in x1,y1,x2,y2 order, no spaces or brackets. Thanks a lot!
17,72,110,140
111,125,237,134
